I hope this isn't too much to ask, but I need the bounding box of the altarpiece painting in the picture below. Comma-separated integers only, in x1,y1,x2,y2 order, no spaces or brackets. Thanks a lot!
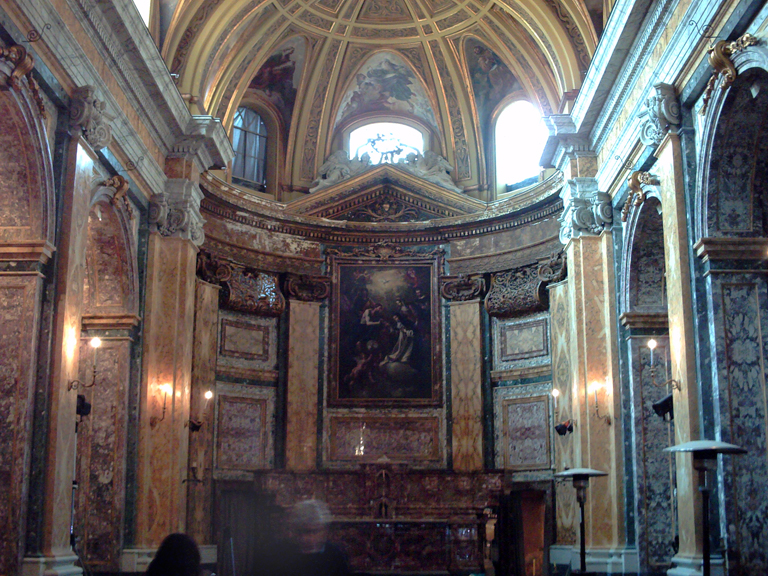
328,249,442,407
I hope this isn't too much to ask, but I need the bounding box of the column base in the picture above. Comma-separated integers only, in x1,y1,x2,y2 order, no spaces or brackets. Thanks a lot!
22,553,82,576
549,545,639,574
668,553,724,576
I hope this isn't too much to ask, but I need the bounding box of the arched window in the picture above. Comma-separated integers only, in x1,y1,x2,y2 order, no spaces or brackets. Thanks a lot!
495,100,549,193
349,122,424,164
232,107,268,191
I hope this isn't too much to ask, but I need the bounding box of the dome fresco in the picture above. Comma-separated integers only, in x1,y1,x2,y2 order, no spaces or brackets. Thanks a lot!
162,0,599,199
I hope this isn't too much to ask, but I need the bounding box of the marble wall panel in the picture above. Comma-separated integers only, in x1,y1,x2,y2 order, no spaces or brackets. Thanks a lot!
215,383,275,470
0,276,42,576
549,282,577,545
493,385,552,471
450,302,483,471
0,91,44,242
74,337,131,571
493,313,550,372
216,310,278,381
712,278,768,573
627,337,677,573
187,280,219,544
286,300,321,470
327,416,441,463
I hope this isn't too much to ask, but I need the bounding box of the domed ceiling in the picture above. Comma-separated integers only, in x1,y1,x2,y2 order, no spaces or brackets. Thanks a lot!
160,0,599,199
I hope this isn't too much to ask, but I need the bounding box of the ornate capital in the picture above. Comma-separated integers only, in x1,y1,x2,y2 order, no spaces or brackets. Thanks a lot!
621,171,658,222
440,274,486,302
639,83,680,146
537,251,567,284
197,250,232,285
222,268,285,316
558,178,612,243
484,265,547,318
701,33,759,115
149,179,205,245
285,274,331,302
0,45,45,118
70,86,113,150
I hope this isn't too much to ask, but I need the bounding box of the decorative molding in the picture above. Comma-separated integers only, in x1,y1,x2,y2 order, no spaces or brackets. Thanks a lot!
326,242,445,262
342,193,429,222
70,85,114,150
101,175,134,219
149,180,205,245
285,274,331,301
701,34,759,116
81,313,141,331
618,311,668,330
536,250,567,284
220,267,285,316
491,363,552,382
0,45,46,118
558,178,612,243
440,274,486,302
484,265,546,318
694,237,768,262
541,0,590,72
638,83,680,147
621,171,658,222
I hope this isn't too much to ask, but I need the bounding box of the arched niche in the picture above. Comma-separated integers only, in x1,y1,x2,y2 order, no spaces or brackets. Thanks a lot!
696,44,768,241
74,183,140,570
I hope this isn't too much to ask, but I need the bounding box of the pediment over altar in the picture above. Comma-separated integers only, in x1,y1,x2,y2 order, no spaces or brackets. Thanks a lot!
286,164,486,222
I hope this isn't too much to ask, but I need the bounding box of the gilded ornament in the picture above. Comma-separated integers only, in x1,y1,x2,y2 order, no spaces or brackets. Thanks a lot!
621,171,657,222
102,175,134,219
0,45,46,118
700,33,759,115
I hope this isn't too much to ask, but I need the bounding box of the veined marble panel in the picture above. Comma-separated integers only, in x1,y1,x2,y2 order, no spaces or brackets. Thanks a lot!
493,384,552,471
492,313,550,372
215,383,275,470
328,415,441,463
450,302,483,471
216,310,278,381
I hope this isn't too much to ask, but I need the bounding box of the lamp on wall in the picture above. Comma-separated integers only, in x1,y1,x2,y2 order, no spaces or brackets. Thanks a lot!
188,390,214,432
588,381,612,425
652,393,674,421
150,383,173,428
647,339,682,391
68,337,102,391
555,420,574,436
664,441,746,576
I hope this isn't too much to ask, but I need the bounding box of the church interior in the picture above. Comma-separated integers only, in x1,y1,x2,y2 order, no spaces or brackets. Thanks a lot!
2,0,768,574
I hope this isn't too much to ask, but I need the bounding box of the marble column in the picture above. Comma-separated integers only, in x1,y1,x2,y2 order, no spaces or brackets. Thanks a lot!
186,279,220,545
449,300,484,472
23,139,98,576
133,233,198,549
566,232,625,554
654,133,704,575
285,300,321,471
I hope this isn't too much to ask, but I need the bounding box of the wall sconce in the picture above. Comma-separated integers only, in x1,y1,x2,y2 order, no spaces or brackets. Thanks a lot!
550,388,560,415
188,390,213,432
150,383,173,428
555,420,574,436
652,393,674,421
589,381,612,425
647,339,682,391
68,337,102,391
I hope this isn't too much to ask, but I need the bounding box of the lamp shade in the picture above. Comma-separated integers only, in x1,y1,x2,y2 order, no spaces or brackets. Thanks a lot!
664,440,746,459
554,468,608,480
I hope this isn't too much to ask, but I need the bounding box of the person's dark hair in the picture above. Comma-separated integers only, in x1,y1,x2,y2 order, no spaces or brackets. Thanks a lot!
145,533,201,576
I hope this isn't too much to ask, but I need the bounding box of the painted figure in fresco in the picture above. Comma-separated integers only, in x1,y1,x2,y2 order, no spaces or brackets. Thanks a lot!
249,45,299,127
470,43,518,123
341,58,416,118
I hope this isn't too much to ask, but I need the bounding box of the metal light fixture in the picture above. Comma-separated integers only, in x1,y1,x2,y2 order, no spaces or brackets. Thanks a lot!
647,339,682,391
188,389,214,432
555,420,574,436
588,381,612,425
68,337,102,391
150,383,173,428
664,440,746,576
652,393,674,421
555,468,608,573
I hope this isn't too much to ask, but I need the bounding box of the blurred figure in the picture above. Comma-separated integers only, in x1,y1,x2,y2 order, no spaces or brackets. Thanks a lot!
260,500,350,576
146,533,201,576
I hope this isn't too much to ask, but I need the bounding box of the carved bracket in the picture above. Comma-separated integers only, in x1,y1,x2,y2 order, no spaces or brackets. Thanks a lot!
700,33,759,116
638,83,680,146
101,175,134,219
440,274,487,302
197,252,286,316
70,85,113,150
286,274,331,302
149,180,205,245
0,45,46,118
559,179,612,243
484,265,547,318
537,251,567,285
621,171,658,222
